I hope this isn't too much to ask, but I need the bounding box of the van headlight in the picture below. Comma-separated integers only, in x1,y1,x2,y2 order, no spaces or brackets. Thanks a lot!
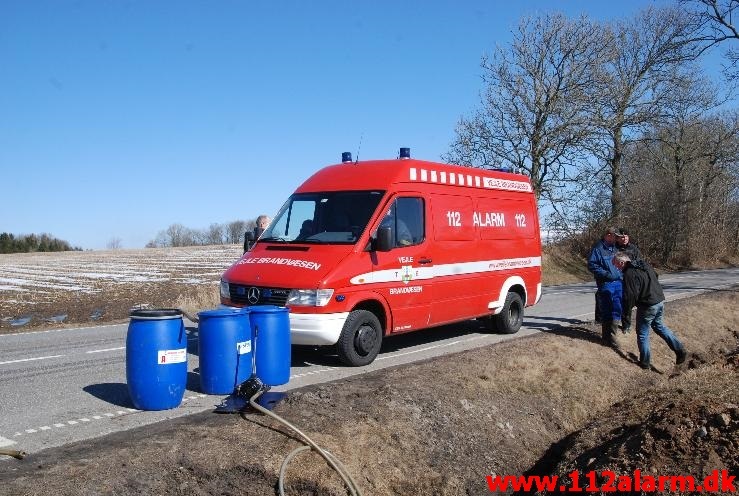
287,289,334,307
220,280,230,299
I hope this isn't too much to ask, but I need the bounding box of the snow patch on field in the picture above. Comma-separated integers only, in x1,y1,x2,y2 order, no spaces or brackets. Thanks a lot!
0,245,241,295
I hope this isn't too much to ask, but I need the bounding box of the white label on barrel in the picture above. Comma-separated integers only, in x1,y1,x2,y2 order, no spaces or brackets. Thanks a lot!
157,348,187,364
236,341,251,355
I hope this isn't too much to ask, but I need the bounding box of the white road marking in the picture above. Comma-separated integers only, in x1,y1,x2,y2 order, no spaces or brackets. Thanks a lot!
376,338,478,361
0,354,65,365
0,436,16,447
13,410,144,439
0,323,122,338
85,347,125,354
291,368,337,379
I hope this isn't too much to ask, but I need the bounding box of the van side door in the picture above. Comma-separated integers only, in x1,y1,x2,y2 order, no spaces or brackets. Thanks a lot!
370,196,432,333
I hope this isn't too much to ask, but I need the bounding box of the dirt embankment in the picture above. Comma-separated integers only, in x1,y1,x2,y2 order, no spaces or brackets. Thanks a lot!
0,290,737,495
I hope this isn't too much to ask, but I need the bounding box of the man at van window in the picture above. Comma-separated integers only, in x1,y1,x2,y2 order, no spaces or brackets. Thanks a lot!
587,226,623,347
254,215,271,238
380,203,413,247
244,214,271,252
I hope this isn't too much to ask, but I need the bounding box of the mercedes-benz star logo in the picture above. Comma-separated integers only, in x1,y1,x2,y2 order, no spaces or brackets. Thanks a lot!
247,287,260,305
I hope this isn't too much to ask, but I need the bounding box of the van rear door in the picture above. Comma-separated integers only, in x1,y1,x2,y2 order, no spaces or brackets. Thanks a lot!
426,192,487,324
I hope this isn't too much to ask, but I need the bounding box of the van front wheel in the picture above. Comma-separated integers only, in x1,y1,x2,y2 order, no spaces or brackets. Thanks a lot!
336,310,383,366
493,292,524,334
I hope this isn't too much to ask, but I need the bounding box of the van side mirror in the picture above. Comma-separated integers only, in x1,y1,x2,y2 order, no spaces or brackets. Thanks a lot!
244,231,256,252
374,226,393,252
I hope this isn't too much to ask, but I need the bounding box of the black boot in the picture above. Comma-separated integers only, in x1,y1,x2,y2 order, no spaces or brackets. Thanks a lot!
676,348,687,365
601,321,616,347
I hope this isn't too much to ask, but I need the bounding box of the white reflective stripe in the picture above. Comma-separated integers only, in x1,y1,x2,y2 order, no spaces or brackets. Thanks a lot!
406,166,532,192
350,256,541,285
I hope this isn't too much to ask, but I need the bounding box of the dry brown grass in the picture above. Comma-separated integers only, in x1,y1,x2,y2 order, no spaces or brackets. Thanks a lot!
173,283,221,317
542,244,592,286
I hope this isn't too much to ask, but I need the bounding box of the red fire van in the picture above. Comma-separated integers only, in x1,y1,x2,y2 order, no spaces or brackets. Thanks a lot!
220,149,542,366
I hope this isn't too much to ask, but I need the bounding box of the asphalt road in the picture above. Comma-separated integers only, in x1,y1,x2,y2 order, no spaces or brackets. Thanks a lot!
1,268,736,457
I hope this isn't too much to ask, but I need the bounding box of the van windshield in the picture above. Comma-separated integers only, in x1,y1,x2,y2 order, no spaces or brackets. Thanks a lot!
260,190,385,244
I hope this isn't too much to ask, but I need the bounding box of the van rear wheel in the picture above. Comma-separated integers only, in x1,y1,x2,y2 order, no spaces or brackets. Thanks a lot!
493,292,524,334
336,310,383,366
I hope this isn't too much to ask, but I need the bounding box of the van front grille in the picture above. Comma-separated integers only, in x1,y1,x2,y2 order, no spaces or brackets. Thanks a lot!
228,284,290,306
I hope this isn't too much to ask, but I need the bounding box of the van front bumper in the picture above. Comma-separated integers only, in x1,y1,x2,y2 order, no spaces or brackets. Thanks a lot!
289,312,350,346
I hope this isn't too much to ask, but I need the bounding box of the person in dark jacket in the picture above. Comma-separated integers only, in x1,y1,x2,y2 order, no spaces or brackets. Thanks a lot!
613,252,687,370
587,226,623,345
615,228,643,262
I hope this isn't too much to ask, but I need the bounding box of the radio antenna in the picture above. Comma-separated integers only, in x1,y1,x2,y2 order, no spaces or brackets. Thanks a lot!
355,134,363,163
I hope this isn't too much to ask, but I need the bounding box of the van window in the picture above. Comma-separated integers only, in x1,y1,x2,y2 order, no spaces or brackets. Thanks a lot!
263,190,384,244
380,197,424,248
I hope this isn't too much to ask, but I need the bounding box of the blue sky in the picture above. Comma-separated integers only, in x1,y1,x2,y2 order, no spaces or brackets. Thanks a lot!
2,0,706,249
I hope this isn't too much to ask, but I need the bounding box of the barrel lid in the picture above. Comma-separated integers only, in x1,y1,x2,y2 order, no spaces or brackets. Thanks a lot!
129,308,183,320
248,305,289,314
197,307,249,319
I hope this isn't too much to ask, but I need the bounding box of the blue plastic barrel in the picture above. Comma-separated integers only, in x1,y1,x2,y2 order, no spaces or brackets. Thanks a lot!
197,307,252,394
249,305,291,386
126,309,187,411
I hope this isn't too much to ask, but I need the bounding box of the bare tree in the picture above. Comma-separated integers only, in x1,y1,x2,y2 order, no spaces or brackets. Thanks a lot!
619,71,739,265
204,223,225,245
684,0,739,76
226,220,248,244
592,5,703,220
163,223,198,247
445,13,606,205
148,230,168,248
106,237,122,250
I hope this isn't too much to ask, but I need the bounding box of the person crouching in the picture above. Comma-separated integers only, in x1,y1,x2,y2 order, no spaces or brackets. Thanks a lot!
612,252,687,370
